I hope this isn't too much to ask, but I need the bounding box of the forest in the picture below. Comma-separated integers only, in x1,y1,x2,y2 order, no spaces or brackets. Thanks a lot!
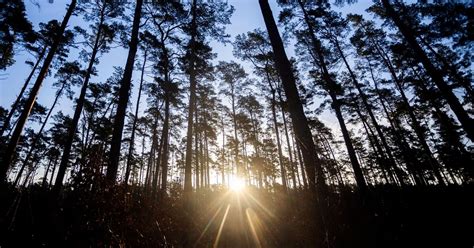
0,0,473,247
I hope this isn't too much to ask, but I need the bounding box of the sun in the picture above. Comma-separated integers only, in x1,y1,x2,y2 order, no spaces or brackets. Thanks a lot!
229,177,245,192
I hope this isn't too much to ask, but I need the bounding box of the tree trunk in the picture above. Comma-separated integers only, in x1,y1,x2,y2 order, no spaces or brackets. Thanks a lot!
48,156,59,187
356,108,391,184
419,37,474,104
1,0,77,183
53,7,107,192
14,82,66,186
270,89,287,190
42,157,53,188
320,133,345,186
160,98,170,192
296,0,368,193
259,0,327,197
381,0,474,141
145,120,158,192
280,107,296,189
221,113,226,185
0,46,47,137
124,49,147,184
230,90,241,177
183,0,198,193
152,130,163,196
107,0,143,183
391,66,446,185
294,136,308,189
366,30,445,185
277,90,297,189
199,131,204,188
194,105,199,189
205,128,210,187
331,95,368,190
158,40,172,193
367,60,426,186
333,37,406,186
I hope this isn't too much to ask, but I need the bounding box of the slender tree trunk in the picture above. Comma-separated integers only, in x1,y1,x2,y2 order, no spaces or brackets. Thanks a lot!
367,60,426,185
1,0,77,183
205,129,210,187
331,95,368,190
230,90,241,177
367,32,445,185
124,50,147,184
419,38,474,104
53,8,107,192
320,134,345,186
145,120,158,192
85,95,116,150
194,106,199,189
42,157,53,188
334,38,406,186
277,90,297,189
160,99,170,192
157,40,172,193
14,82,66,186
411,66,472,183
221,113,226,185
251,112,263,187
138,134,146,186
381,0,474,141
391,68,446,185
107,0,143,183
83,96,99,153
152,131,163,196
260,2,332,243
296,0,367,193
356,108,391,184
1,46,47,137
270,89,287,190
294,136,308,189
259,0,327,196
183,0,198,193
48,156,59,187
199,131,204,188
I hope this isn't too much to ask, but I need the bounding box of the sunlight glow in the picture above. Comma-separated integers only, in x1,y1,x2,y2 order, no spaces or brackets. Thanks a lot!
246,208,263,248
229,177,245,192
213,204,231,248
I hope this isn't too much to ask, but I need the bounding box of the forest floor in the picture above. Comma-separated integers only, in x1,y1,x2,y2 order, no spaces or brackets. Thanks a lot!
0,183,473,247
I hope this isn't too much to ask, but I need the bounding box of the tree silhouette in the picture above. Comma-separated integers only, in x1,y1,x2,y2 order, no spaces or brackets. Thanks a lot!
1,0,77,183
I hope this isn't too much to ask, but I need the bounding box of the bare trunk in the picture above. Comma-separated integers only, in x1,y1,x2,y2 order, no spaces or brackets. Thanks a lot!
259,0,327,196
160,99,170,192
334,38,405,186
0,46,47,137
331,95,368,190
124,49,147,184
270,90,287,190
53,7,107,192
1,0,77,182
107,0,143,182
278,91,297,189
14,82,66,186
381,0,474,141
183,0,198,193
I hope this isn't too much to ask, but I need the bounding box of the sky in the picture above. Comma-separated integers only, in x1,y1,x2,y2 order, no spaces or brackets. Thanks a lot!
0,0,372,140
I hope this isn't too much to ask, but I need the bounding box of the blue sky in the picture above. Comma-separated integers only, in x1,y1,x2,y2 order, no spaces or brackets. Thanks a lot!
0,0,371,134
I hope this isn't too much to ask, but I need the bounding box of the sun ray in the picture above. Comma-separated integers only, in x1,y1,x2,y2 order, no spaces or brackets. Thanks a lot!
246,192,275,218
194,204,224,247
246,208,263,248
213,204,231,248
